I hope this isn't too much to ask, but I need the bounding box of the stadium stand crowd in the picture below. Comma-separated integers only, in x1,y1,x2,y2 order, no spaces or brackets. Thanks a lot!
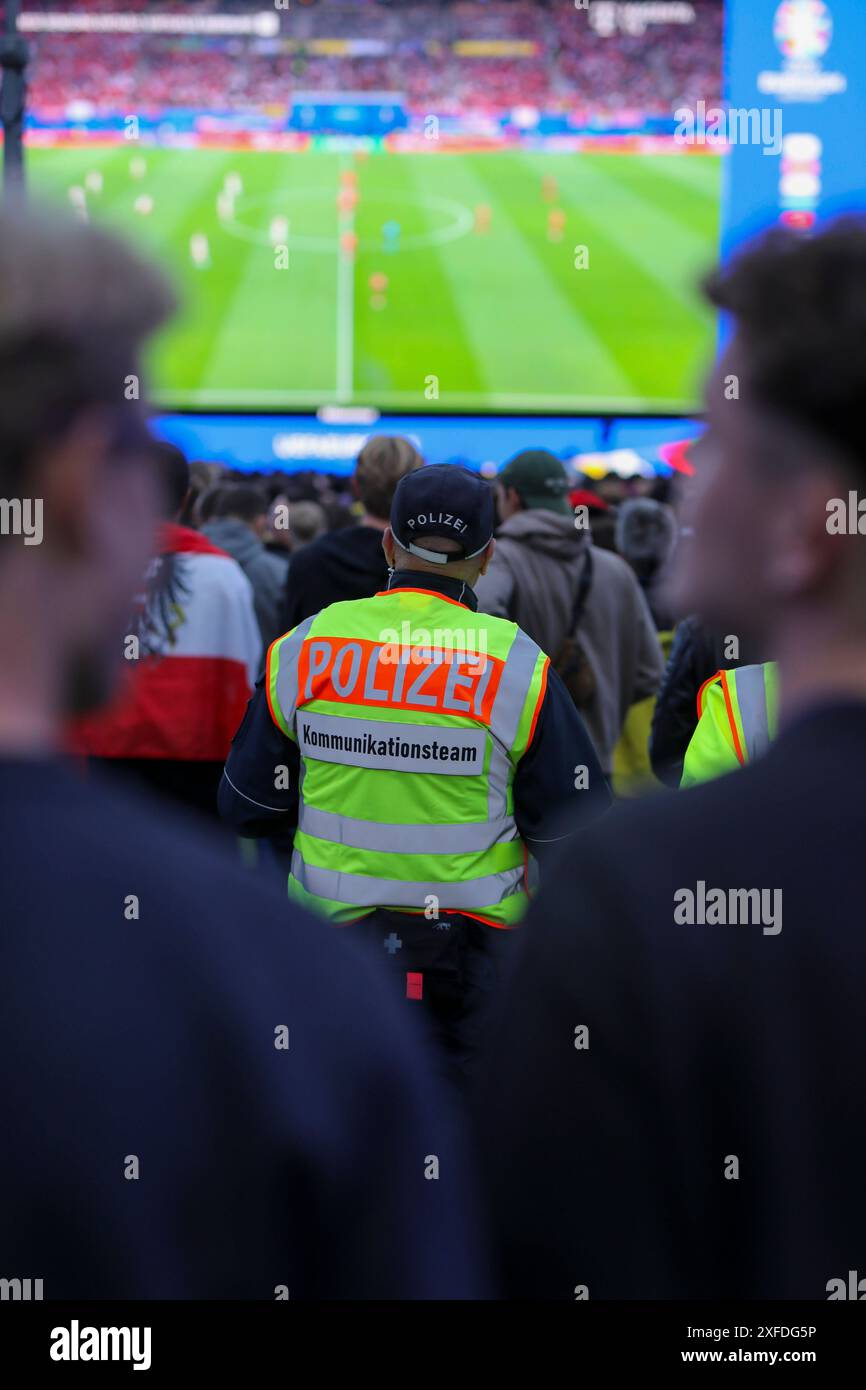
25,0,723,120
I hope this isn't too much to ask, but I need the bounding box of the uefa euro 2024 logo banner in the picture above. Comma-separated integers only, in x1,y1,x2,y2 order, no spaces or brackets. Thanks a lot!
773,0,833,62
757,0,844,104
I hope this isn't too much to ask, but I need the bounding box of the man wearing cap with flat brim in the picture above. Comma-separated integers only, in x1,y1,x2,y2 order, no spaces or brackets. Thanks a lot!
219,464,610,1080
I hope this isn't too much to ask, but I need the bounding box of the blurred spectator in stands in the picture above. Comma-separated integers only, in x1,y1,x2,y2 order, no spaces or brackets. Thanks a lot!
288,498,328,552
283,434,423,630
615,497,677,631
476,449,665,779
195,482,226,527
570,483,616,551
178,458,224,528
264,489,294,560
70,442,261,820
611,499,678,796
595,470,628,506
26,0,723,124
202,481,287,648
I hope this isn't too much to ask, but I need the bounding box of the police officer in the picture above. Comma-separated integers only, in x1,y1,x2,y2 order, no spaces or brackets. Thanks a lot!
220,465,609,1079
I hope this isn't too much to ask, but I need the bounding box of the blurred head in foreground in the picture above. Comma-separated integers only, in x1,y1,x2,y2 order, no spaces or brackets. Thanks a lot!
671,218,866,686
0,201,175,742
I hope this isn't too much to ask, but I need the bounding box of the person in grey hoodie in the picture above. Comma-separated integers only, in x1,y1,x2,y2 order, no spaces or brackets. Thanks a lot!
475,449,665,778
203,482,288,649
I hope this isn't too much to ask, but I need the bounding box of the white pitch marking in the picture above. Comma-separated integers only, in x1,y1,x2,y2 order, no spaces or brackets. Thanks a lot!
218,188,473,254
335,161,356,404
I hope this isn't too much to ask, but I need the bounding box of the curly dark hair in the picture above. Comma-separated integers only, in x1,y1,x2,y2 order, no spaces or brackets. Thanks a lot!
704,217,866,469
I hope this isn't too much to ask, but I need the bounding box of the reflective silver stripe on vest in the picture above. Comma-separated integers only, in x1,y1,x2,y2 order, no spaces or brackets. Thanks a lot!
488,742,511,820
734,664,771,762
273,615,317,729
488,628,542,752
290,852,525,910
298,803,515,855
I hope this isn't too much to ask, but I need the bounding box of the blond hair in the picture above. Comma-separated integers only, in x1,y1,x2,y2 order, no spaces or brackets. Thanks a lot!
355,435,423,520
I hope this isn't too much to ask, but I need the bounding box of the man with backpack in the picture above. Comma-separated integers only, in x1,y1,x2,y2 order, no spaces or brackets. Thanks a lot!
475,449,666,779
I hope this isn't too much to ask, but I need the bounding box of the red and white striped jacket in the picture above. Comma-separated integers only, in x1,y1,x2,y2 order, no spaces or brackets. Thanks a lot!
69,525,262,762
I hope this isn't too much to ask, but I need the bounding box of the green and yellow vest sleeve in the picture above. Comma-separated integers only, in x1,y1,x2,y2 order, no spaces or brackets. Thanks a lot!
265,589,549,926
680,661,779,789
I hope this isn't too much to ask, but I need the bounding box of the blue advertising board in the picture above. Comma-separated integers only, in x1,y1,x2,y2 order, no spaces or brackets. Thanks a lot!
722,0,866,257
288,95,407,137
152,412,698,478
153,412,605,477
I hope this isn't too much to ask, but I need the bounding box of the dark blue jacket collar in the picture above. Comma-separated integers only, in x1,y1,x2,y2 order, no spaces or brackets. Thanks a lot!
382,569,478,612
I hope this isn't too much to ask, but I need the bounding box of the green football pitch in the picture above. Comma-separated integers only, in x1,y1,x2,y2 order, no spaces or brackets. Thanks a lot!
29,145,721,413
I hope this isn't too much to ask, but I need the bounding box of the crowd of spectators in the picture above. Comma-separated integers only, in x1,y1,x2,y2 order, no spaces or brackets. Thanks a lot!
23,0,723,121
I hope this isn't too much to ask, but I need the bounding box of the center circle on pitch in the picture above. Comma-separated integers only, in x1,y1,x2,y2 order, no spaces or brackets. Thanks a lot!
220,187,474,253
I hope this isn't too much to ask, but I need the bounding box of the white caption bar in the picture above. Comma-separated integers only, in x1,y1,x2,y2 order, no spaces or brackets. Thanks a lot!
19,10,281,38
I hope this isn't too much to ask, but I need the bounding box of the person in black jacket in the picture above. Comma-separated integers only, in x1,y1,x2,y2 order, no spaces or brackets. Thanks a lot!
475,217,866,1298
0,203,484,1300
282,434,423,631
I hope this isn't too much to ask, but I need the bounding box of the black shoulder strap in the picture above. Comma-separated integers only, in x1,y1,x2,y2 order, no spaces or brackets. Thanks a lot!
568,548,593,635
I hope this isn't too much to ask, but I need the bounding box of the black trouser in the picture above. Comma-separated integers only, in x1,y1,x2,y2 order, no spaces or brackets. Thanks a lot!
353,908,519,1087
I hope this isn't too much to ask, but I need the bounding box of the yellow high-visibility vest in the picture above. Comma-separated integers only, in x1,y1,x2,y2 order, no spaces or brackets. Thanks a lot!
681,662,779,788
266,585,549,926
